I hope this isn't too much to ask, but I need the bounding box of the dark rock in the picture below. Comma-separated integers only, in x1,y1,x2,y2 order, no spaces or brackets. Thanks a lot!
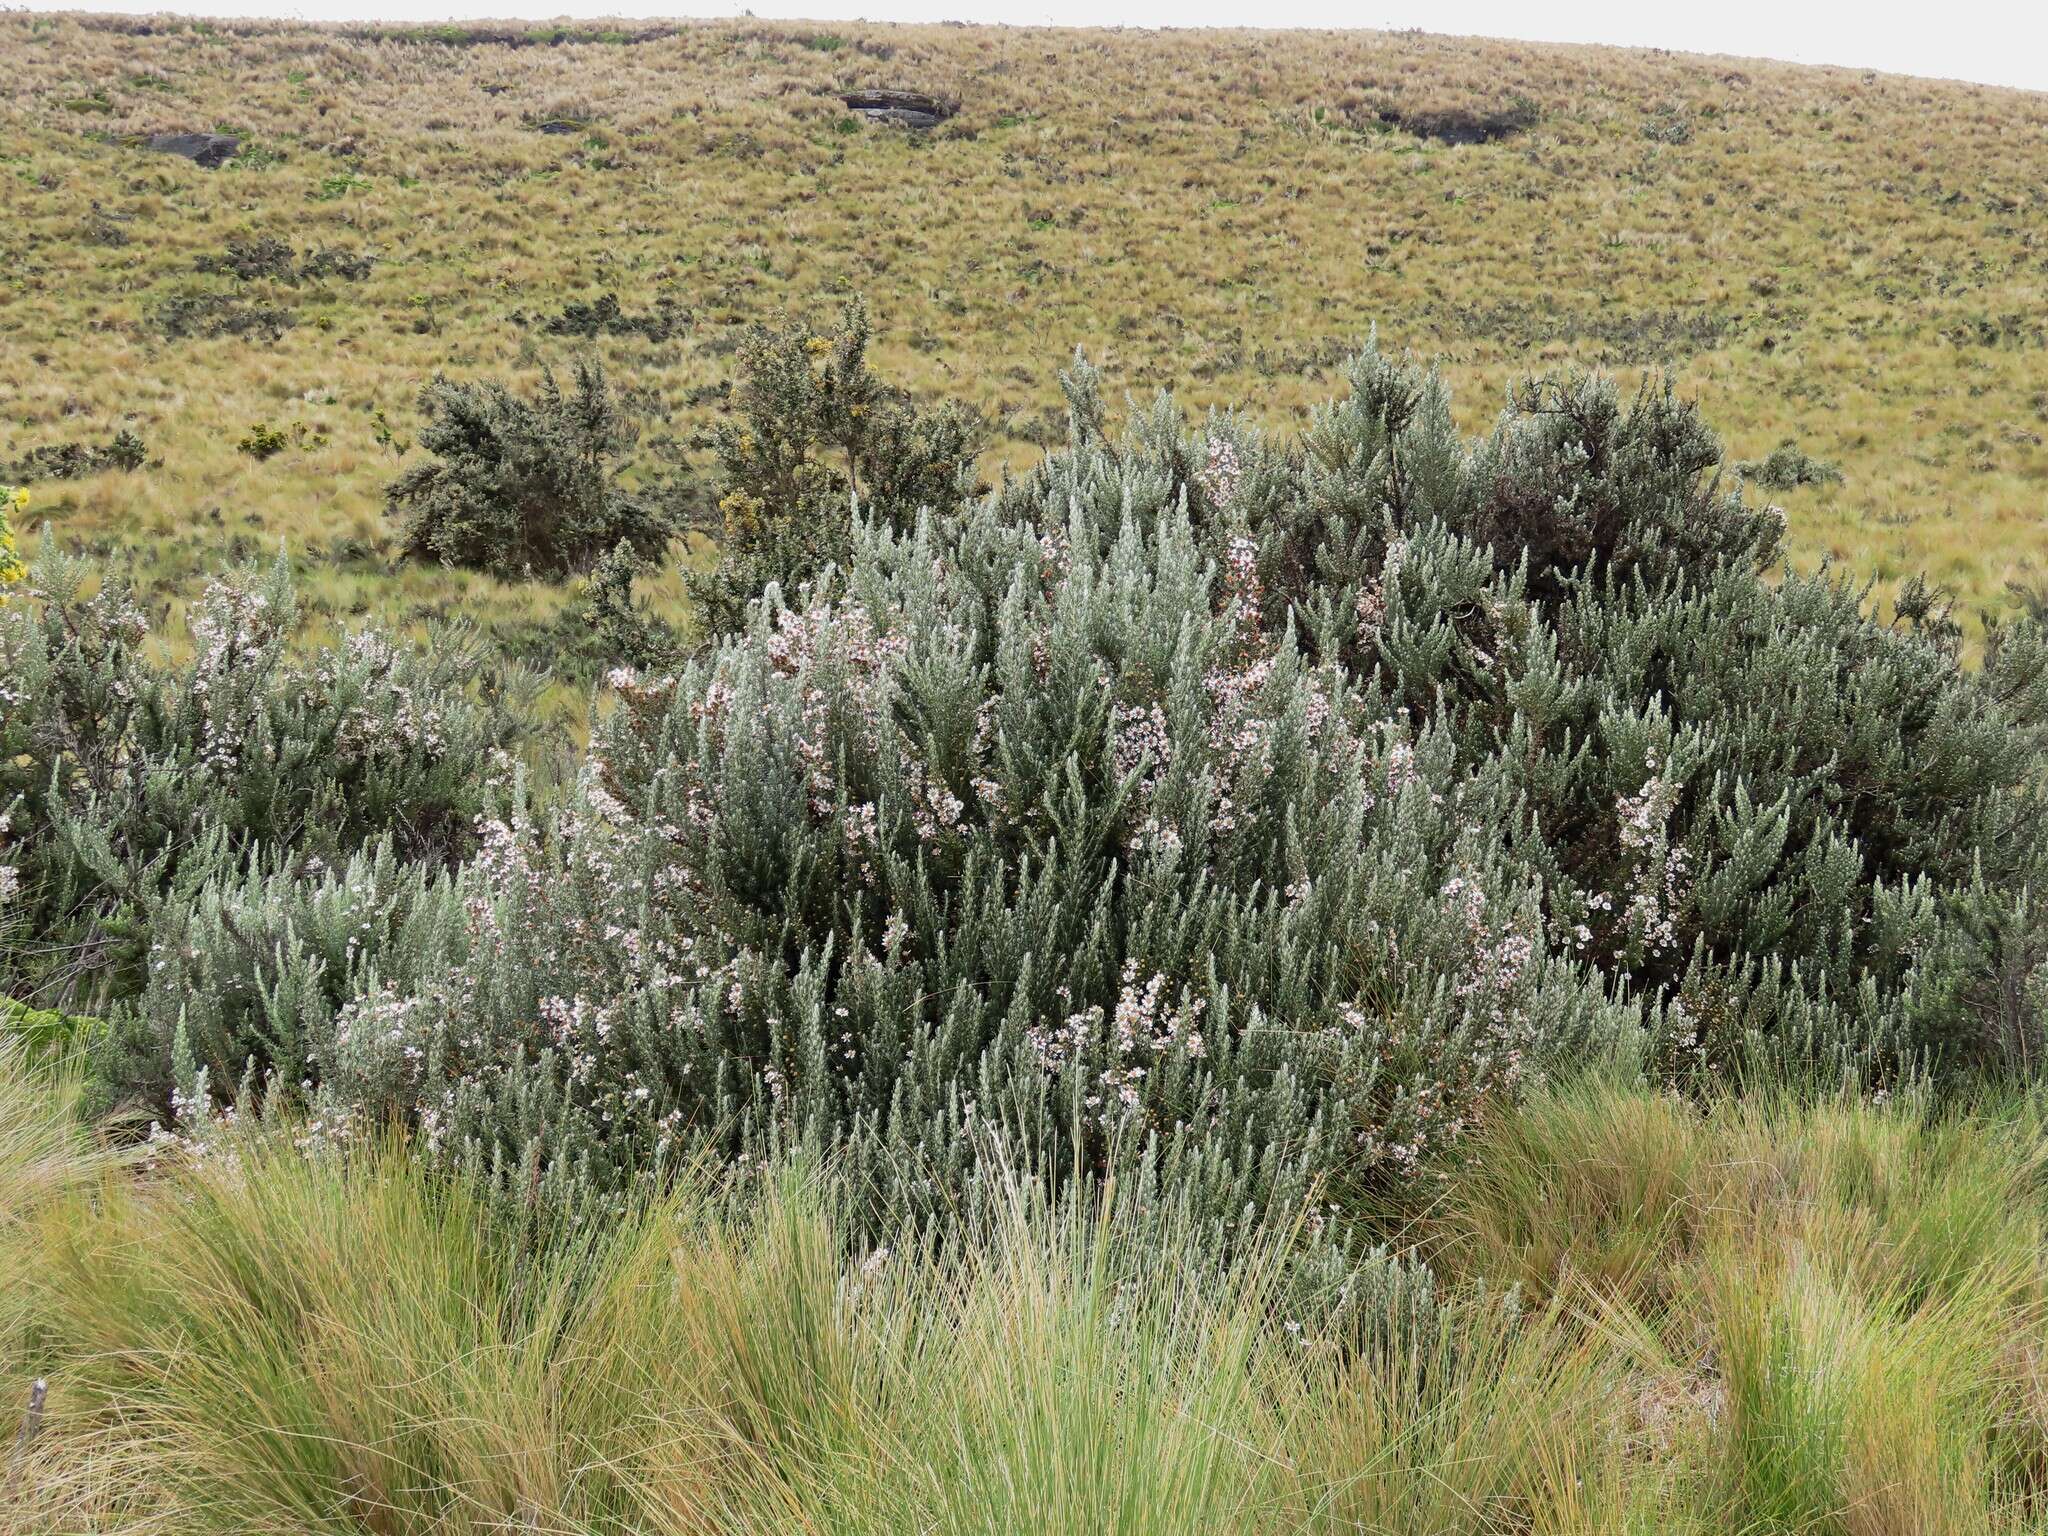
860,107,944,129
843,89,953,129
144,132,240,167
535,119,583,136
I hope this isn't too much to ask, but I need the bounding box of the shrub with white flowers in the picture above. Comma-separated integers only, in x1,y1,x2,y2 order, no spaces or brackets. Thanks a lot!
77,336,2048,1255
0,550,535,1024
276,500,1625,1244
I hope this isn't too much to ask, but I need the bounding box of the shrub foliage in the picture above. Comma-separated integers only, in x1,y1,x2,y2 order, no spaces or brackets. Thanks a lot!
385,359,676,578
688,297,985,633
5,428,147,482
17,333,2045,1254
0,551,533,1021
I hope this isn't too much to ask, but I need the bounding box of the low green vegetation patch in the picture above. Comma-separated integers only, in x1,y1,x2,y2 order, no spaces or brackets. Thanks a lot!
192,235,375,284
538,290,687,341
154,289,297,341
4,428,147,482
0,997,99,1059
1739,437,1846,490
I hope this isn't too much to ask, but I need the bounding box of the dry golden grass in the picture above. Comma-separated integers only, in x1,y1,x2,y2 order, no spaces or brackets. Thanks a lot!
14,1052,2048,1533
2,13,2044,649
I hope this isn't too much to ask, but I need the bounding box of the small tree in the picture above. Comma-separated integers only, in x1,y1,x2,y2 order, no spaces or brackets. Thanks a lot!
386,360,676,579
689,297,983,633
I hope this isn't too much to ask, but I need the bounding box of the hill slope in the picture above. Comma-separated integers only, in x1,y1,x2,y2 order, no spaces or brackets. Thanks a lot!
2,14,2045,652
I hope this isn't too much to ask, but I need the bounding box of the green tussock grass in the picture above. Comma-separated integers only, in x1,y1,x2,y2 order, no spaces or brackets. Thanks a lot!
1,14,2044,656
10,1040,2048,1532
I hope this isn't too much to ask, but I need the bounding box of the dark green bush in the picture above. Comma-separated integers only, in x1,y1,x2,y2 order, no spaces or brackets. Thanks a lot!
1737,438,1845,490
1642,107,1694,144
299,245,375,281
194,239,378,284
1005,345,2044,1073
155,290,297,341
235,421,293,459
687,296,984,633
384,360,677,578
576,538,683,670
193,236,297,281
540,291,683,341
6,428,147,481
83,206,131,247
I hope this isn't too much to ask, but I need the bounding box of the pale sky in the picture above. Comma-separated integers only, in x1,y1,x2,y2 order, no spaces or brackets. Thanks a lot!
32,0,2048,93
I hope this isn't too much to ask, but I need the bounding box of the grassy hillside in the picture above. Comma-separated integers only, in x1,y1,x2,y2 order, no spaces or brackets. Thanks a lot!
2,13,2046,659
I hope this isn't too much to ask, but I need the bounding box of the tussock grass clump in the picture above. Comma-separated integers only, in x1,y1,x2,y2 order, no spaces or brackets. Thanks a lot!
0,1120,1311,1533
0,1042,1544,1534
1438,1076,2048,1533
1441,1076,2048,1307
12,1055,2048,1532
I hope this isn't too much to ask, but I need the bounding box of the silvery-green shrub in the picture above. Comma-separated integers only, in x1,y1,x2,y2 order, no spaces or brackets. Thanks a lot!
0,550,531,1013
103,337,2048,1250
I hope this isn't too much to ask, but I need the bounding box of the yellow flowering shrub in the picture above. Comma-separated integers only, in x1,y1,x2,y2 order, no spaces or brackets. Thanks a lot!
0,487,27,596
688,298,983,635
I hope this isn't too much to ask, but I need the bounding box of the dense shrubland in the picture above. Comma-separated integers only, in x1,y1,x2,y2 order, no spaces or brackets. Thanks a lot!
7,331,2044,1263
9,317,2048,1530
0,548,535,1023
